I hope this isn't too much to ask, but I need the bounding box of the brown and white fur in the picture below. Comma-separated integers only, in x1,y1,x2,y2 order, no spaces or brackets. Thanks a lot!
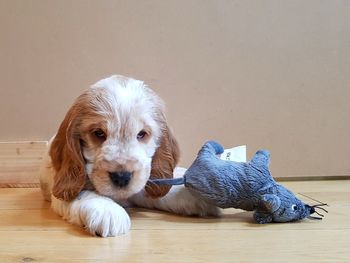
39,75,218,237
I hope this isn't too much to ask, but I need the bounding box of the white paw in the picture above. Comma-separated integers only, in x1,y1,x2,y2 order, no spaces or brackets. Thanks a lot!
76,197,131,237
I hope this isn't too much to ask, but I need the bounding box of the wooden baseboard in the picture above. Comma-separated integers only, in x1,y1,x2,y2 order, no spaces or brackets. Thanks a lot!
0,141,47,187
276,175,350,181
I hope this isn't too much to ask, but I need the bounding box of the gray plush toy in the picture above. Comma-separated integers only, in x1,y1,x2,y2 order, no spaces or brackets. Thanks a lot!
149,141,327,223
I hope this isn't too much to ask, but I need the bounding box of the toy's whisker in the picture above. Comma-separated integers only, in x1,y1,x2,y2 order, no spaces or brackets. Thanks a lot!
313,203,328,207
314,210,324,217
308,215,323,220
313,205,328,213
298,193,328,206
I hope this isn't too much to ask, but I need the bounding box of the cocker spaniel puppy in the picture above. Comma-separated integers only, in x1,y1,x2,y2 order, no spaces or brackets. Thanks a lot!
40,75,218,237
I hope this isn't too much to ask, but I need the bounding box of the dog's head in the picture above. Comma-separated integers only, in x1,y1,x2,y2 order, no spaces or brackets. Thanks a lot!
49,75,179,202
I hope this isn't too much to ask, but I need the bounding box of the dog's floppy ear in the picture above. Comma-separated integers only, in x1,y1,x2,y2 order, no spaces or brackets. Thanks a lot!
145,126,180,198
50,103,86,202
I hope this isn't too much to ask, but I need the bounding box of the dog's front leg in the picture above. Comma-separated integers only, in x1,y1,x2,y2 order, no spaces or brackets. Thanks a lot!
51,190,131,237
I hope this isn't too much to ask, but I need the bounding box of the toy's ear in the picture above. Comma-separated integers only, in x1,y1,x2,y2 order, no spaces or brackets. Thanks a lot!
261,194,281,213
254,212,273,224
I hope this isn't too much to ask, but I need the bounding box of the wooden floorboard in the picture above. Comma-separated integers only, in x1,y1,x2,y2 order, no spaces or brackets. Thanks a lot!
0,180,349,262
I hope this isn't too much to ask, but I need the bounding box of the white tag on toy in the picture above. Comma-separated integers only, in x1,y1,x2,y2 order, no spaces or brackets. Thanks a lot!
220,145,246,162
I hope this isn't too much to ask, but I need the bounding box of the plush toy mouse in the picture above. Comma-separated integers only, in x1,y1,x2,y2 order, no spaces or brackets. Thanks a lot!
149,141,327,223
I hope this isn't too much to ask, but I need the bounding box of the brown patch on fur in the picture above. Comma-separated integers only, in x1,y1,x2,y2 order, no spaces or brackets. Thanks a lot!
145,126,180,198
50,95,87,202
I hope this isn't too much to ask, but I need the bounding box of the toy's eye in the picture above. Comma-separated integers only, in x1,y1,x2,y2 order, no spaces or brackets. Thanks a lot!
292,205,298,211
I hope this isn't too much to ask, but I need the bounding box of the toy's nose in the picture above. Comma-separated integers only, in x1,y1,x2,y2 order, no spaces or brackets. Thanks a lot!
306,205,315,214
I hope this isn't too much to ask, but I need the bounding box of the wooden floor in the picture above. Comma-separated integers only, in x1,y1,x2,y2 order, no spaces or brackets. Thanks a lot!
0,180,349,262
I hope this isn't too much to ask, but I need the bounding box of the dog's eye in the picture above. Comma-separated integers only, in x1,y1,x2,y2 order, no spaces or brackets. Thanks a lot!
93,130,106,140
292,204,298,211
137,130,147,140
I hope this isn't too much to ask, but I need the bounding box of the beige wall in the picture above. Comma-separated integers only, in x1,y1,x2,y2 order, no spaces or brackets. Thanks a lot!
1,0,349,177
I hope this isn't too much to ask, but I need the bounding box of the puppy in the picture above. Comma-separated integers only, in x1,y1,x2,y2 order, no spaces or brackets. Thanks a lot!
40,75,219,237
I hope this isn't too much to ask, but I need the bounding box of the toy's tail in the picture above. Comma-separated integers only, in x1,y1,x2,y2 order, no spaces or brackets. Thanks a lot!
198,141,225,156
250,150,270,167
148,177,185,186
147,141,224,187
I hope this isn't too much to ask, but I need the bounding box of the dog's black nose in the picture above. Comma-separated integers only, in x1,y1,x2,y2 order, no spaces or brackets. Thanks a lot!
108,171,133,187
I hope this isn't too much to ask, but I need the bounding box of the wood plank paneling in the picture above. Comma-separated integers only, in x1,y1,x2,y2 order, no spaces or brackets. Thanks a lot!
0,141,47,187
